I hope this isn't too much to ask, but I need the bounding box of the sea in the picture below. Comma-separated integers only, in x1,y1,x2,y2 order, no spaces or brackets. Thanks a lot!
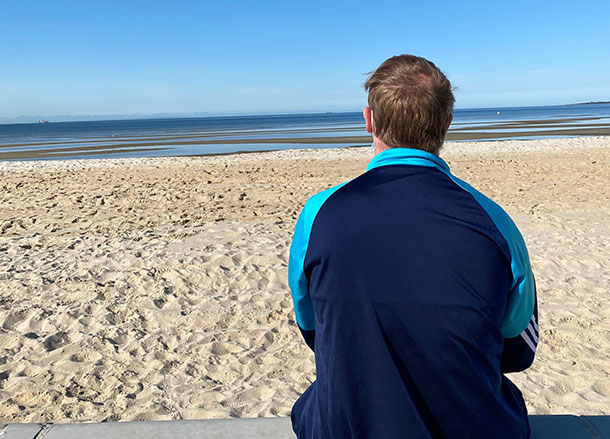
1,104,609,161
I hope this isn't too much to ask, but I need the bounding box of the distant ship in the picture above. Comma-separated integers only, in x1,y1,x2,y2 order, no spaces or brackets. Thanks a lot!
38,120,49,124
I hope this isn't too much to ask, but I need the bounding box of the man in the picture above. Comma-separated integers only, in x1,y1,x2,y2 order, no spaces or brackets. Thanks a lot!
288,55,538,438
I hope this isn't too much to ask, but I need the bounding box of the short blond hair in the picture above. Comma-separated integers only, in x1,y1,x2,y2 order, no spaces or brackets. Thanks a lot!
364,55,454,155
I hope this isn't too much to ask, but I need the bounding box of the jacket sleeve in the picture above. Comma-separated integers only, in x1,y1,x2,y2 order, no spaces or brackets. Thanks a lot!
445,175,536,338
288,183,349,352
289,205,316,352
501,286,539,373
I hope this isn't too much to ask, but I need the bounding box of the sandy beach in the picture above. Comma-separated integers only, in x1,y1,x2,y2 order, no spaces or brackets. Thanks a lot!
0,136,609,423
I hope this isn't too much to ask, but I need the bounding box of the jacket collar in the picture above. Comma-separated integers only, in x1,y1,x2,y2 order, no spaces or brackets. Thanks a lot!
366,147,450,173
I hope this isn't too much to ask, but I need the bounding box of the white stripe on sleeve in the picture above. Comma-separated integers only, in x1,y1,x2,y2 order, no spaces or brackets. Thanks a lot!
526,323,539,344
520,330,537,353
531,316,539,333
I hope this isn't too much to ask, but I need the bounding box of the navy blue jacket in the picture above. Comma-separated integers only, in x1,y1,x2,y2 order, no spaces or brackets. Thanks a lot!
289,148,538,439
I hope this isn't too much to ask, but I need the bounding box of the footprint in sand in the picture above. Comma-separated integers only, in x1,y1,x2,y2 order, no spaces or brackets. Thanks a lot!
220,387,275,409
43,331,70,351
153,298,166,309
210,341,242,356
1,309,30,330
67,346,103,363
257,277,270,289
592,380,610,397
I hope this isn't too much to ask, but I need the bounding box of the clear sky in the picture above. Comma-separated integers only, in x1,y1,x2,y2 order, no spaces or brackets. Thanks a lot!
2,0,609,120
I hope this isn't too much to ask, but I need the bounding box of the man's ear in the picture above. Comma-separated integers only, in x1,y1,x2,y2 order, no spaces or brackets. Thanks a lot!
363,107,374,134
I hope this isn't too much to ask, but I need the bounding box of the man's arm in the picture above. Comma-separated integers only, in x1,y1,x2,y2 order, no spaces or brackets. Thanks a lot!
501,289,538,373
288,183,348,352
288,205,317,352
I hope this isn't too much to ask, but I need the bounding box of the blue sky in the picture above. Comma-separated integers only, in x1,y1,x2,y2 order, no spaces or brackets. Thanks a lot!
1,0,609,120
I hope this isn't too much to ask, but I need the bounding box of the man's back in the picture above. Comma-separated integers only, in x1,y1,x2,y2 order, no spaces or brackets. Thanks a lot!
289,149,534,438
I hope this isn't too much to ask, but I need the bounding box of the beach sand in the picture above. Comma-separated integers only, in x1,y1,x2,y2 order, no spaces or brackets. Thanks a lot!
0,136,609,423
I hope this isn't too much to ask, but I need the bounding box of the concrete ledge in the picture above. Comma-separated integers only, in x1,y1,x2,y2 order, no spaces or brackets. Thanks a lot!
530,415,609,439
1,415,609,438
0,418,294,439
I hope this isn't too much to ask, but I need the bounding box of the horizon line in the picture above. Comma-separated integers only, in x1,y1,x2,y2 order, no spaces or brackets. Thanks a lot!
1,101,609,125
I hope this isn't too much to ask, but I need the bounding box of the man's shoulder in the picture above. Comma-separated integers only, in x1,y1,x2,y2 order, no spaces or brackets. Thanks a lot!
447,174,521,238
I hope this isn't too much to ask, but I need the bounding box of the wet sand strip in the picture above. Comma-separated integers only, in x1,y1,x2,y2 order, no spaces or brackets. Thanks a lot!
0,126,364,149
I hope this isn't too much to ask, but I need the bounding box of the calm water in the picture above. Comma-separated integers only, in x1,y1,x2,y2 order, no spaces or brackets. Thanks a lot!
1,104,609,161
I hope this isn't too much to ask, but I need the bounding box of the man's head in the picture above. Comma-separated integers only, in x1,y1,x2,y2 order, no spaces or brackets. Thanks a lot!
364,54,454,155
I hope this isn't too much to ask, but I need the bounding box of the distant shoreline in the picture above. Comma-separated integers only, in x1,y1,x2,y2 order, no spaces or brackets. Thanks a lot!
563,101,610,106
